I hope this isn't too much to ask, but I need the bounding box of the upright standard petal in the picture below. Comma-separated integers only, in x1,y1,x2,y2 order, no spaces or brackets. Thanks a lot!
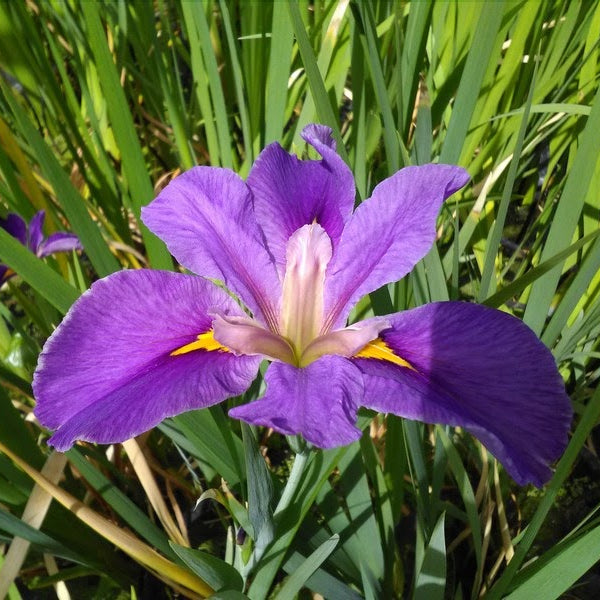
33,270,260,450
247,125,355,271
324,165,470,329
142,167,281,329
28,211,46,252
229,355,364,448
353,302,572,486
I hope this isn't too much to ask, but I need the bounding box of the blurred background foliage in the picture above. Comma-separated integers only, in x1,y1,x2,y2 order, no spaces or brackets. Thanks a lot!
0,0,600,598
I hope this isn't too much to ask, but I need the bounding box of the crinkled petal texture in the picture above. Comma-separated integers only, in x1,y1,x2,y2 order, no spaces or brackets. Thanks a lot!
247,125,355,273
142,167,281,328
324,165,470,329
354,302,571,486
33,270,260,451
230,355,364,448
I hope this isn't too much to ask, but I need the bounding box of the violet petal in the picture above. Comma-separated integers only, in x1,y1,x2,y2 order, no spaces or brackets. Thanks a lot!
324,165,470,329
33,270,260,450
28,211,46,252
38,232,82,257
229,355,364,448
354,302,572,486
247,125,355,272
142,167,281,328
1,213,27,246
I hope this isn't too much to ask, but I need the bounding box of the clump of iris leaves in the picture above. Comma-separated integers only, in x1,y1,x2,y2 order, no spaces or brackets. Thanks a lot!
1,1,600,599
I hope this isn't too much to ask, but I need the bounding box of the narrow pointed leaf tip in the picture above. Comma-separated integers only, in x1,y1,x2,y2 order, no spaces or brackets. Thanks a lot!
33,123,570,486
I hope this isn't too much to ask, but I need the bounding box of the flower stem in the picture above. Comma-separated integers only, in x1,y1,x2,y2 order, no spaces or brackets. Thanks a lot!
274,444,310,517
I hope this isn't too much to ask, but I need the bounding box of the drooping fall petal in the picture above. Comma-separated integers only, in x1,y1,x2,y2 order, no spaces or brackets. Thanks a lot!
229,355,364,448
353,302,571,486
33,270,260,450
38,232,82,257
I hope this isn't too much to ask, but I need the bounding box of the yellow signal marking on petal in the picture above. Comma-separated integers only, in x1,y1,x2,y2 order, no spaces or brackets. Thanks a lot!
354,338,415,371
170,330,229,356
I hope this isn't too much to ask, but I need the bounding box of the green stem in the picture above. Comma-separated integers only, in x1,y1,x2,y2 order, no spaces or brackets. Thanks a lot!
274,444,310,518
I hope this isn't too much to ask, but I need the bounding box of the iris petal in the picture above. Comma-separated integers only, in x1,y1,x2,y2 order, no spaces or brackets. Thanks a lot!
28,211,45,253
230,356,364,448
353,302,571,486
0,213,27,246
142,167,281,328
38,232,82,257
324,164,470,329
247,125,354,272
33,270,260,450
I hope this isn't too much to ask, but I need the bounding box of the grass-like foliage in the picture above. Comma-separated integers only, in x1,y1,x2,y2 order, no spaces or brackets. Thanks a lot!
1,1,600,598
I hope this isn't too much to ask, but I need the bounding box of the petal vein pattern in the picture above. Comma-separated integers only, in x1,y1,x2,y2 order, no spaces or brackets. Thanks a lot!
142,167,281,329
229,355,364,448
247,124,355,273
33,271,260,450
324,165,471,329
354,302,572,486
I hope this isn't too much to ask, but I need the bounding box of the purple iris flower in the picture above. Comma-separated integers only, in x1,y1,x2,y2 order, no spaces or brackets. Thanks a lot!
1,210,82,283
32,125,571,486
